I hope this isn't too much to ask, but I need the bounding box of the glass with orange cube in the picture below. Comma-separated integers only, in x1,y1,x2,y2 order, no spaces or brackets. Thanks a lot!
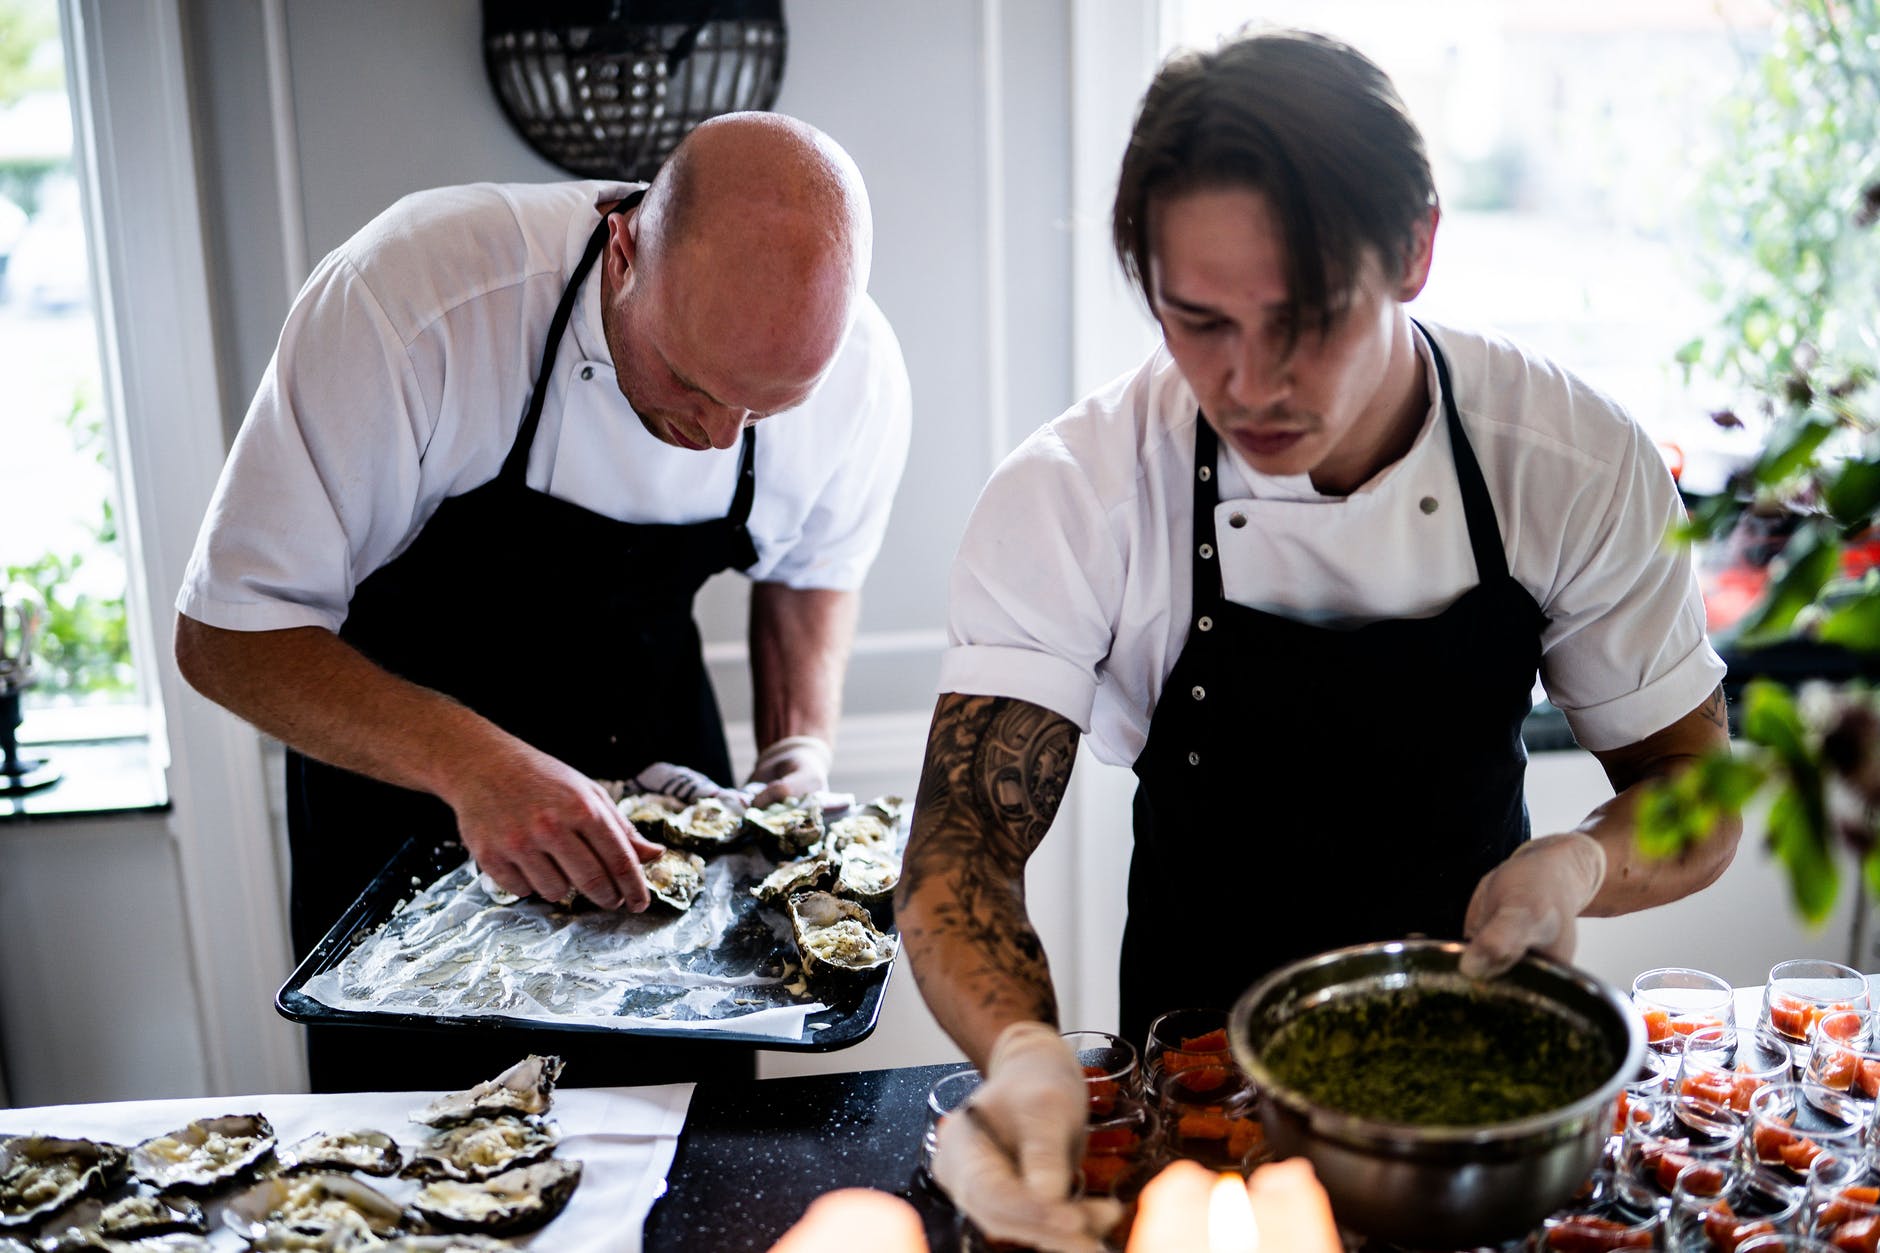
1632,966,1736,1055
1061,1030,1159,1205
1142,1008,1267,1173
1759,959,1869,1068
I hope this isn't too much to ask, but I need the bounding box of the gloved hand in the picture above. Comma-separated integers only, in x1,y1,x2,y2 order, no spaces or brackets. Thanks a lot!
1461,832,1608,978
747,734,834,807
624,761,754,808
932,1021,1122,1253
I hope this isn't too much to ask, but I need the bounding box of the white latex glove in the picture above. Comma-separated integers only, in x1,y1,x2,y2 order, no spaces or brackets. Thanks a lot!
932,1022,1122,1253
1461,832,1608,978
747,735,834,807
624,761,754,808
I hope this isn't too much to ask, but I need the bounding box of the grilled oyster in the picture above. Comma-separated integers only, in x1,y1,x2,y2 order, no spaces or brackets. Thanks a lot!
824,812,894,855
223,1171,407,1248
662,797,746,854
42,1236,213,1252
402,1116,558,1183
834,845,899,910
379,1238,513,1251
0,1137,126,1229
413,1055,562,1128
410,1158,582,1236
276,1130,402,1178
787,891,896,987
741,800,825,858
644,848,706,912
752,852,837,906
38,1190,206,1242
860,795,907,827
617,793,683,842
128,1114,275,1193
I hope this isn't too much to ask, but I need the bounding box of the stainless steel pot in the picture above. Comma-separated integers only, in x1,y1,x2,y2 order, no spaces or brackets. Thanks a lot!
1226,939,1644,1248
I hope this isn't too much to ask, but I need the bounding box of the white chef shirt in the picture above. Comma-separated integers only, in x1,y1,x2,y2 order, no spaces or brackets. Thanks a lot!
939,320,1725,761
177,181,912,634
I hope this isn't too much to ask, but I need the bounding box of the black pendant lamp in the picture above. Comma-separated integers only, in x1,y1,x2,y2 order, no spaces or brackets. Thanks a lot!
483,0,787,182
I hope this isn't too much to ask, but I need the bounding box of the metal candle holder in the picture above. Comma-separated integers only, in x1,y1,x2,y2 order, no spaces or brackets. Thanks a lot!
1,584,61,794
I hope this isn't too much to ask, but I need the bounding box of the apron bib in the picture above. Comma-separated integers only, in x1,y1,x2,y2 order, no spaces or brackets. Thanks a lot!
286,190,761,1090
1121,323,1546,1046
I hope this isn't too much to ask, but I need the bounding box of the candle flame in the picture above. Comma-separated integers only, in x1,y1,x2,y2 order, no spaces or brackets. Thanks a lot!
1207,1172,1259,1253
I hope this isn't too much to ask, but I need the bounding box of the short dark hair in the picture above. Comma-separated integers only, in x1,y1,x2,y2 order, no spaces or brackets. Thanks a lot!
1112,27,1436,341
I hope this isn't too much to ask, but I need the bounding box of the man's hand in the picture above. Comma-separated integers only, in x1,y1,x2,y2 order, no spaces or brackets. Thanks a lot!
449,740,665,911
932,1022,1120,1253
748,734,833,806
1461,832,1607,978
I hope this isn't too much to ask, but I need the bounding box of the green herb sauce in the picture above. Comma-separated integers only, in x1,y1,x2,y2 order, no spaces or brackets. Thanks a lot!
1261,986,1612,1125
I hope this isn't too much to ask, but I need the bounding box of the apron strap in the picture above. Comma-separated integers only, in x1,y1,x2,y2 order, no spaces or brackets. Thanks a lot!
1414,319,1509,584
728,425,757,525
499,188,647,486
1191,417,1225,617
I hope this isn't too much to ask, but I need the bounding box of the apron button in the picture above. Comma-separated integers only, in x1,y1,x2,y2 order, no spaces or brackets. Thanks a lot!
580,365,595,381
1198,465,1212,482
1420,495,1438,514
1197,616,1213,632
1187,751,1200,766
1229,512,1247,529
1191,685,1205,700
1198,543,1214,559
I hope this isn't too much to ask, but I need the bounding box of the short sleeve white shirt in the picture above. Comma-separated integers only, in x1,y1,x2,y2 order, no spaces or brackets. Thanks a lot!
938,321,1724,760
177,181,912,633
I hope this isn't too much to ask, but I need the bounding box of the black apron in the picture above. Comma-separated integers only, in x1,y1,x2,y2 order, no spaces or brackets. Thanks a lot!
287,190,761,1091
1121,324,1547,1046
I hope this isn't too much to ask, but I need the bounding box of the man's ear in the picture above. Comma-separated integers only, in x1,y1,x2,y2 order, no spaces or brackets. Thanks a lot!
604,208,638,286
1396,205,1439,302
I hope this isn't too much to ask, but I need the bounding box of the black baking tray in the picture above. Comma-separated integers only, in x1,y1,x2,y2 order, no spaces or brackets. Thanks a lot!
276,836,893,1050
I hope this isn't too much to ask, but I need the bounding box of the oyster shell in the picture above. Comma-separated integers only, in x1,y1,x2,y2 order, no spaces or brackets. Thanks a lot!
38,1190,206,1241
402,1116,558,1183
222,1172,407,1248
644,848,706,912
860,794,907,827
410,1158,582,1236
617,793,683,843
661,798,746,854
834,845,899,910
128,1114,275,1193
42,1237,212,1252
379,1238,513,1251
787,891,896,986
0,1136,127,1229
752,852,837,906
824,812,894,855
276,1130,402,1178
741,800,825,858
413,1055,562,1128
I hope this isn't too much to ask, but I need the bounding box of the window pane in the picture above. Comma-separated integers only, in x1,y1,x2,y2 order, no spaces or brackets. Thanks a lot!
1162,0,1778,494
0,0,142,727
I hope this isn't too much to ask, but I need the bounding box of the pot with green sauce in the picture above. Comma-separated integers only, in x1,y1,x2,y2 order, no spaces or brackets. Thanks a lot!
1228,939,1644,1249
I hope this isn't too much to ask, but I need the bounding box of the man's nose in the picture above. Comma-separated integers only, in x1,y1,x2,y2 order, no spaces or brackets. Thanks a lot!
1225,338,1292,411
697,404,749,450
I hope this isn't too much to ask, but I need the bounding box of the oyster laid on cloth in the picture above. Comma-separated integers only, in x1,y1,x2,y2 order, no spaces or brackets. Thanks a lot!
402,1117,558,1184
412,1055,562,1128
128,1114,275,1193
222,1172,407,1248
276,1131,402,1179
0,1136,127,1229
787,891,896,988
410,1158,582,1236
643,848,706,912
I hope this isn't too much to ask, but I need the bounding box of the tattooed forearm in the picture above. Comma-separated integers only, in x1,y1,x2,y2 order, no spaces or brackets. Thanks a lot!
897,693,1080,1046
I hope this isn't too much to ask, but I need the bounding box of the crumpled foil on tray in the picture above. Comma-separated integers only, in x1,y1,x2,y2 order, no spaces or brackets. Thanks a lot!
301,847,832,1039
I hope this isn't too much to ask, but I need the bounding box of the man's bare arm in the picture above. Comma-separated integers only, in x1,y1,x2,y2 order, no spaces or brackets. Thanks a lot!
896,693,1079,1069
173,613,659,908
748,584,857,749
1581,685,1741,915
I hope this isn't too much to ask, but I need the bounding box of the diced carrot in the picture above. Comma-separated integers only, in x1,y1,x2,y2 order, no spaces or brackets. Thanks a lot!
1180,1028,1228,1052
1178,1110,1232,1141
1545,1217,1656,1251
1643,1008,1673,1043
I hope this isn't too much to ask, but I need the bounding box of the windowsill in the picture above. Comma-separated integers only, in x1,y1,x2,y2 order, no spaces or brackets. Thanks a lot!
0,737,169,824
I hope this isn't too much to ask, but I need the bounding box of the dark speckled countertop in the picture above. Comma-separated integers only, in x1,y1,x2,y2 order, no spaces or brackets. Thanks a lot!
642,1062,969,1251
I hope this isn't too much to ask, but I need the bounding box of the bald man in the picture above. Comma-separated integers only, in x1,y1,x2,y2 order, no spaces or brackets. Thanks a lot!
175,113,912,1091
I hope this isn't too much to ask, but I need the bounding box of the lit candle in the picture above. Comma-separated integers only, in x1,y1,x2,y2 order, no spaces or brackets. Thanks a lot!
1208,1170,1261,1253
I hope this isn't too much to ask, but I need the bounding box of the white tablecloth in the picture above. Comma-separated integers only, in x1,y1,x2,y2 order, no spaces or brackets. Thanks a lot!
1,1081,695,1252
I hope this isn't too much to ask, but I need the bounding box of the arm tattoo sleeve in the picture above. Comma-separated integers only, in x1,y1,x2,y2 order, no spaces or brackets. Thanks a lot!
897,695,1080,1023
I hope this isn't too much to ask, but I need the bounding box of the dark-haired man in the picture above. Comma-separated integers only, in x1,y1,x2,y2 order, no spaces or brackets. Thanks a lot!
902,29,1735,1250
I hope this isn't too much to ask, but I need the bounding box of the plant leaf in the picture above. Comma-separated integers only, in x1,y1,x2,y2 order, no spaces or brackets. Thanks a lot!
1734,523,1843,645
1818,593,1880,654
1768,785,1839,924
1823,457,1880,531
1752,415,1838,486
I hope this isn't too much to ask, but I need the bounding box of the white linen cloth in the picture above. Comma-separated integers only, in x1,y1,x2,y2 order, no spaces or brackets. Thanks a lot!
5,1082,694,1252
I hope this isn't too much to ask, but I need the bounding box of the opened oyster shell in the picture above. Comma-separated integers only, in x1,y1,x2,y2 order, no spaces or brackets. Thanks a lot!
223,1171,408,1248
128,1114,275,1193
661,797,746,854
38,1190,206,1243
379,1238,513,1251
0,1136,127,1229
644,848,706,912
824,812,895,855
834,845,899,910
860,795,906,827
741,800,825,858
403,1116,558,1183
617,793,684,843
410,1158,582,1236
787,890,896,986
276,1130,401,1178
753,851,837,906
42,1236,212,1252
413,1055,562,1128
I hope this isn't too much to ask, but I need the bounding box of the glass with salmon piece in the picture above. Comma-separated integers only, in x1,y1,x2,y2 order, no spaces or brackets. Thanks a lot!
1803,1151,1880,1250
1635,967,1738,1055
1760,961,1870,1068
1536,1169,1664,1250
1615,1102,1745,1215
1677,1026,1793,1123
1666,1158,1805,1252
1804,1010,1880,1110
1745,1082,1863,1189
1141,1008,1262,1173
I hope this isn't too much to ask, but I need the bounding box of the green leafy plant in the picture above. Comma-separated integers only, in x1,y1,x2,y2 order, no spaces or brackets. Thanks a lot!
1640,0,1880,922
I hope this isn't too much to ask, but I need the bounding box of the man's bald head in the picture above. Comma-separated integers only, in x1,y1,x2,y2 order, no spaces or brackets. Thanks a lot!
600,113,874,451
